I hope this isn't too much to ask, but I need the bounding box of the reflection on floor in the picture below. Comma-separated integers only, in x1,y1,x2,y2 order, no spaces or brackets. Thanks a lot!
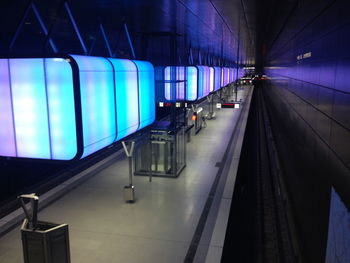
0,87,252,263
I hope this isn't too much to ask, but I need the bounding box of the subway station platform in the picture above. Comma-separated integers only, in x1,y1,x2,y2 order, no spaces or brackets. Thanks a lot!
0,87,253,263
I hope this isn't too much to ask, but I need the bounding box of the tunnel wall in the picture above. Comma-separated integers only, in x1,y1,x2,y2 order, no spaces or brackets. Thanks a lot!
264,1,350,262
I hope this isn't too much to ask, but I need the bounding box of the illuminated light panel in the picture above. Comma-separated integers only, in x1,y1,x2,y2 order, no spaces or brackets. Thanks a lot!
164,66,186,101
108,58,139,141
71,55,116,158
177,67,186,100
164,66,171,100
229,68,235,83
133,60,156,129
209,67,214,92
197,66,204,99
221,68,224,87
164,66,190,101
0,55,156,160
214,67,221,91
186,66,198,101
197,66,211,98
0,59,16,157
45,58,77,160
10,59,51,159
227,68,230,84
223,67,230,86
204,66,211,96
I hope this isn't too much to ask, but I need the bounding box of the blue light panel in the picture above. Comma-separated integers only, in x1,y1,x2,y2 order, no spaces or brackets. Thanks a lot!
10,59,51,159
197,66,211,99
107,58,139,141
133,60,156,130
214,67,221,91
203,66,211,96
187,66,198,101
0,59,16,157
229,68,235,83
0,55,156,160
70,55,116,158
197,66,204,99
164,66,187,101
164,66,171,100
45,58,77,160
209,67,214,92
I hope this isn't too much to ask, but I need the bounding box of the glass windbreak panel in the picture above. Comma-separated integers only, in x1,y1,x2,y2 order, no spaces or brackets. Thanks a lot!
214,67,221,91
10,59,51,159
0,59,16,157
186,66,197,101
45,58,77,160
133,60,155,130
108,58,139,141
71,55,116,158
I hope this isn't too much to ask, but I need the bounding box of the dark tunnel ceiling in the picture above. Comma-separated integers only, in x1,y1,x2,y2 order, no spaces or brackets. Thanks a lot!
0,0,301,67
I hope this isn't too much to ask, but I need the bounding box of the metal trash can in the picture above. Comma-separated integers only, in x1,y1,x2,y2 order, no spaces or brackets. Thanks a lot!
19,194,71,263
123,185,135,202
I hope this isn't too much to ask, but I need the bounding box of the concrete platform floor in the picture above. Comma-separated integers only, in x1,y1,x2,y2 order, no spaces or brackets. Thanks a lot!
0,86,253,263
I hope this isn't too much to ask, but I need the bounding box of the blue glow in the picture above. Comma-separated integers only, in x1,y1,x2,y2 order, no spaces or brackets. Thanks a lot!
107,58,139,141
229,68,234,83
197,66,211,98
187,66,198,101
0,55,156,160
214,67,221,91
203,66,210,96
222,67,230,86
164,66,187,101
177,67,186,100
45,58,77,160
197,66,204,99
164,66,171,100
164,66,201,101
10,59,51,159
221,68,224,87
71,55,116,158
133,60,156,129
209,67,214,92
0,59,16,157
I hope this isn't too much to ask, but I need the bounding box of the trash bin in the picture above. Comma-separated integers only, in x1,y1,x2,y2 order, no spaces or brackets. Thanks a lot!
19,194,71,263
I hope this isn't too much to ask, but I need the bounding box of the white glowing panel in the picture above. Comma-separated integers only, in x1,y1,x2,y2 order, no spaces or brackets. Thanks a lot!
187,66,198,101
209,67,214,92
0,59,16,157
10,59,51,158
